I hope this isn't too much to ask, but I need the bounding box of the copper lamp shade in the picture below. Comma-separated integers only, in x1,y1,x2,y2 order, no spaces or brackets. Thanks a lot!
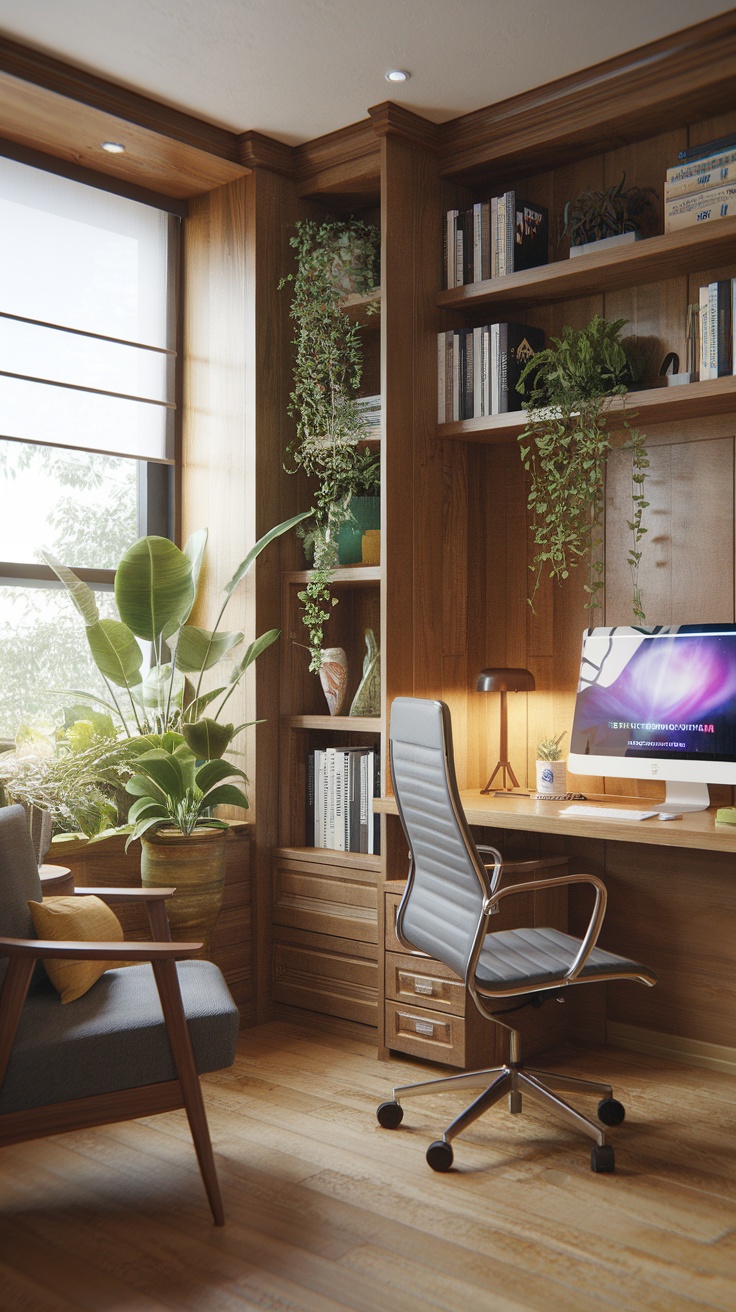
477,668,536,794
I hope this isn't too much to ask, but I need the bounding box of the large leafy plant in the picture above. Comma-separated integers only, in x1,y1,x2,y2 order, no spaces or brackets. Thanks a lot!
45,512,309,759
124,732,250,842
518,316,648,621
279,216,380,668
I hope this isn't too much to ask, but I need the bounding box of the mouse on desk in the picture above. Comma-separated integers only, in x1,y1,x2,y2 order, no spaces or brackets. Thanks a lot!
658,812,683,820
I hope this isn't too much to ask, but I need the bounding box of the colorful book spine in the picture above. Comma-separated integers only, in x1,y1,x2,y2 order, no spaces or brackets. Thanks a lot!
665,161,736,201
665,183,736,232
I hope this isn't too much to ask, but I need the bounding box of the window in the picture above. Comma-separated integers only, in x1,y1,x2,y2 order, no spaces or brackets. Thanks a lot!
0,157,178,737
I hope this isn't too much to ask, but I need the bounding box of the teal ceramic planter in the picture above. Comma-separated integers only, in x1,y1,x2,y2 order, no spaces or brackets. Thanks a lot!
337,496,380,565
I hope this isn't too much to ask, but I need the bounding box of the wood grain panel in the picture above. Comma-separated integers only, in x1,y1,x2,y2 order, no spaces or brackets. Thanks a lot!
272,853,378,944
272,926,378,1025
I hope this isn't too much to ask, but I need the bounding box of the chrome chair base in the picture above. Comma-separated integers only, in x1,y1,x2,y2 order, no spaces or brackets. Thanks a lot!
378,1059,624,1172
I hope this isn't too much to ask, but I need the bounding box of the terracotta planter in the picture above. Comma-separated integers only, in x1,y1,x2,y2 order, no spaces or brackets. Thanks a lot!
141,826,227,959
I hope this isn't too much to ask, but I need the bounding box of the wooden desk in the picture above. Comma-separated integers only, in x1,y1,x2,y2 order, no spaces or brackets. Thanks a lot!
375,792,736,854
375,792,736,1074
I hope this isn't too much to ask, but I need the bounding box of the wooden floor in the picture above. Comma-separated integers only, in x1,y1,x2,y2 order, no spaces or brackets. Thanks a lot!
2,1023,736,1311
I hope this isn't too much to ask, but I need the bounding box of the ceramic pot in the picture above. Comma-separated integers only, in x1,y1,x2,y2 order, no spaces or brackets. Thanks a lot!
536,760,567,796
319,647,348,715
337,496,380,565
141,826,227,959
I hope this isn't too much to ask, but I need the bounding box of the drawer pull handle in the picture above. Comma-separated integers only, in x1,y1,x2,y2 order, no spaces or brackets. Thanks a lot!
413,978,434,996
414,1019,435,1037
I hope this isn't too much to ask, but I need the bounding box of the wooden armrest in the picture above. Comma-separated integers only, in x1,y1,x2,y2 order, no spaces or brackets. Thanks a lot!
0,936,201,961
71,887,176,901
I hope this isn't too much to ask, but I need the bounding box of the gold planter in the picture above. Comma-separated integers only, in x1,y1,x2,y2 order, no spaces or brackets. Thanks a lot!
141,827,227,960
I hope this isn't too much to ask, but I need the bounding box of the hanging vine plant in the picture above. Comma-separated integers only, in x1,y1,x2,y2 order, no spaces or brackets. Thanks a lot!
279,216,380,670
517,315,649,622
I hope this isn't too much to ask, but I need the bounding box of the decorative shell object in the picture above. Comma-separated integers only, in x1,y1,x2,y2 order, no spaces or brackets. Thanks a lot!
319,647,348,715
349,628,380,717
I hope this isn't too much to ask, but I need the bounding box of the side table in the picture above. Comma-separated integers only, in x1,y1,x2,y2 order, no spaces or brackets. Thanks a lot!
39,865,75,896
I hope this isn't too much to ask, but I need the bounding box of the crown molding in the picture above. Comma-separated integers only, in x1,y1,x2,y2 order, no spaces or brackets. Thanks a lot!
438,10,736,183
236,130,295,175
292,118,380,198
368,102,440,152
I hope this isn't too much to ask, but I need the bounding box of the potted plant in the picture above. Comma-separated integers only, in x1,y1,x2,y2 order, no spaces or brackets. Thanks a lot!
562,173,657,256
280,215,380,672
517,315,649,621
536,732,567,796
43,511,308,952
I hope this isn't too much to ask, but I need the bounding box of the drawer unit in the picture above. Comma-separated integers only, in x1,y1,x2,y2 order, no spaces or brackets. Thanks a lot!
383,856,570,1068
273,852,377,943
273,925,378,1026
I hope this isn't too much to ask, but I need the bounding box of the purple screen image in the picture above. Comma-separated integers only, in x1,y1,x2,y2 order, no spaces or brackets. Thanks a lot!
571,631,736,760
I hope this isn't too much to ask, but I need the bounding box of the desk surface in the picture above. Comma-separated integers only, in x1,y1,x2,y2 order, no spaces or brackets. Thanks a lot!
374,791,736,853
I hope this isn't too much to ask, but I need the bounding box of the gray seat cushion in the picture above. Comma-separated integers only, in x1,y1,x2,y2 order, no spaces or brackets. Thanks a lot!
475,926,650,994
0,959,239,1115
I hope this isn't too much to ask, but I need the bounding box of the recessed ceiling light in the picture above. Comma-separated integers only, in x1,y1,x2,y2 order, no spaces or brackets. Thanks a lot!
385,70,410,83
101,141,125,154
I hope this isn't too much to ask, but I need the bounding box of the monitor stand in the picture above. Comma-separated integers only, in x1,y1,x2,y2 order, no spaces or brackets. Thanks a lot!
662,781,711,813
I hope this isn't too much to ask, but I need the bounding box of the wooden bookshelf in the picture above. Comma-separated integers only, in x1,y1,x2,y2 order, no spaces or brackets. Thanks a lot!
437,214,736,312
284,565,381,587
340,288,381,327
438,376,736,444
286,714,382,732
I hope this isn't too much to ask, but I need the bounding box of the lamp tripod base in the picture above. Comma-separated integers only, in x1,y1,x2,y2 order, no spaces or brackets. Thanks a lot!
481,760,528,796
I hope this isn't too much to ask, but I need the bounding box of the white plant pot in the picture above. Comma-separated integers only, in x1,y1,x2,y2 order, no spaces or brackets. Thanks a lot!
569,230,642,258
536,759,567,795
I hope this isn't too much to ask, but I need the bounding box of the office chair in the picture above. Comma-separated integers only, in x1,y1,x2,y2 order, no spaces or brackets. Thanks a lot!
376,698,657,1173
0,804,239,1224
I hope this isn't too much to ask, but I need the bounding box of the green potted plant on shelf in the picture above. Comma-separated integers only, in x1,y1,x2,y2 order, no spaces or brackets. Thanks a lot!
279,215,381,673
517,315,649,621
535,731,567,796
43,510,308,954
561,173,657,256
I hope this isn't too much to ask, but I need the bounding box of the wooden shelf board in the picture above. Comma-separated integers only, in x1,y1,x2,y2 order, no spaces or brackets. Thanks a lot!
286,714,383,733
438,376,736,445
274,845,381,872
437,217,736,313
284,566,382,586
340,289,381,327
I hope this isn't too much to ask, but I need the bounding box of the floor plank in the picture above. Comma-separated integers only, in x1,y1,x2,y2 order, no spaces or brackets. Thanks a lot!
2,1024,736,1311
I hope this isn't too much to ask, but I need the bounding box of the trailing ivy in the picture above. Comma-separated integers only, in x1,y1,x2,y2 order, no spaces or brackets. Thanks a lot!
517,315,649,622
279,216,380,667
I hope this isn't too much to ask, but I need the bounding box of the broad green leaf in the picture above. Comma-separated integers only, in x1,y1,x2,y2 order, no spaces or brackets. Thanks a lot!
126,774,168,805
126,814,170,850
182,686,227,721
181,717,234,760
43,551,99,626
86,619,143,688
133,749,184,799
223,511,311,598
131,663,184,709
201,783,250,812
115,536,194,642
127,796,168,824
227,629,280,686
182,529,208,622
175,625,244,673
49,689,123,718
195,757,247,794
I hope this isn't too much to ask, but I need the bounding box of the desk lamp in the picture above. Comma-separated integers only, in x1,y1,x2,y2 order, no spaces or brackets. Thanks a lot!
477,668,535,794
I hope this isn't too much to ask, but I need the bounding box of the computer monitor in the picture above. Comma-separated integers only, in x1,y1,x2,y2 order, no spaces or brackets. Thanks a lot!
567,624,736,812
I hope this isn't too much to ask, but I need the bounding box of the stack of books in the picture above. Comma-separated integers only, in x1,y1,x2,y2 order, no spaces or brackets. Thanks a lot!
307,745,380,854
443,193,547,289
437,323,544,422
698,279,735,379
665,135,736,233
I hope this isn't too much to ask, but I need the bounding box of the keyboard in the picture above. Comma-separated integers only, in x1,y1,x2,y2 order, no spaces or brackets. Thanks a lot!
561,804,659,822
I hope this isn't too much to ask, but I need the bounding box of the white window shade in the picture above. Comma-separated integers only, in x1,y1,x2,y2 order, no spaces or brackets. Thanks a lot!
0,157,176,463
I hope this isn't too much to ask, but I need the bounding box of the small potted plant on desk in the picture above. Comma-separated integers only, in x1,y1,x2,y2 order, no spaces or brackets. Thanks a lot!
536,732,567,797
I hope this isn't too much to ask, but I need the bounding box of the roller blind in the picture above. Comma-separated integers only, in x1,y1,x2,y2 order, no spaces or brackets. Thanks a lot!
0,156,177,463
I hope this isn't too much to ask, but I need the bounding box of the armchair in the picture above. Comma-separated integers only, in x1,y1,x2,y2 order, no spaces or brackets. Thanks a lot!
377,699,657,1173
0,804,239,1224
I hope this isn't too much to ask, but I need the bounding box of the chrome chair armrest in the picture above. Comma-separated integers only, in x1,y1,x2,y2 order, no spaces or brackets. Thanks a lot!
484,872,607,981
477,844,503,893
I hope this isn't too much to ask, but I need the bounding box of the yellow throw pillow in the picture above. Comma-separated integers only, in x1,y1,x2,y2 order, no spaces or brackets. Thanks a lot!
28,896,124,1004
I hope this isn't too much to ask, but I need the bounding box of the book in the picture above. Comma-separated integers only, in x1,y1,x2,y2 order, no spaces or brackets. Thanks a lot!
665,182,736,232
699,285,711,380
306,750,315,846
437,333,446,423
498,323,545,412
715,280,733,376
678,133,736,164
665,161,736,201
514,199,548,271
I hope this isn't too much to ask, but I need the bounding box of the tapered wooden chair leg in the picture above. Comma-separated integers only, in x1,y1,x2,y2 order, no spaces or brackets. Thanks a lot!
152,959,225,1225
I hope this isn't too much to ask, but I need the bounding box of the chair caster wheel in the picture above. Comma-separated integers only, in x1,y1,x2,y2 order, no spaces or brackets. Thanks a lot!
377,1100,403,1129
427,1140,453,1172
591,1143,615,1173
598,1097,625,1127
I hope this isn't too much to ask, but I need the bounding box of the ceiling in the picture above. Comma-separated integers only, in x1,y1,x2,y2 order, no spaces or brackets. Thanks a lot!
0,1,730,147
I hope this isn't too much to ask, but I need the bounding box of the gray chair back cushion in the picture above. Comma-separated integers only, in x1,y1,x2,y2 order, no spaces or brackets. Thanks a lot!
391,698,487,979
0,805,43,985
